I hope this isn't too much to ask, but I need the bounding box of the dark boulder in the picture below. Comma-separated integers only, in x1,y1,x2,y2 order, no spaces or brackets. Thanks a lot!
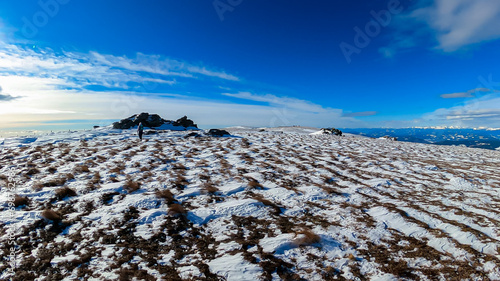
320,128,343,136
173,116,197,128
112,113,198,130
207,129,230,137
184,132,202,138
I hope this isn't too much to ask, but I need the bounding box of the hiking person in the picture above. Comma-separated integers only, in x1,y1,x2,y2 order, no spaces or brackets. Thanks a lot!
138,122,144,140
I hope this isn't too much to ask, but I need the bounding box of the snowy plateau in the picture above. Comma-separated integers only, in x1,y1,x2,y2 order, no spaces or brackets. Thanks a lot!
0,126,499,280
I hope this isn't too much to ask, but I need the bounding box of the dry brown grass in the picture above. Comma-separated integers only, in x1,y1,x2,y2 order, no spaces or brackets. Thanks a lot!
199,173,211,181
240,138,251,148
293,228,321,246
156,189,175,204
40,173,74,188
14,195,30,207
173,175,189,189
32,181,44,191
172,163,187,170
25,168,40,177
247,178,264,190
251,193,282,215
42,209,62,221
47,166,57,174
90,172,101,184
55,186,77,200
195,159,209,167
201,182,219,195
73,164,90,174
109,161,126,174
219,158,231,169
141,171,154,181
0,174,8,182
96,155,107,162
124,179,141,193
168,204,186,216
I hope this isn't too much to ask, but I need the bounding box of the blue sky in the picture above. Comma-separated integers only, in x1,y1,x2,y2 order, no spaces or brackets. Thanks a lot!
1,0,500,130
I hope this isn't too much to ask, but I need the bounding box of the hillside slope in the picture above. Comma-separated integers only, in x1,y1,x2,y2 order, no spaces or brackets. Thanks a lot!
0,129,499,280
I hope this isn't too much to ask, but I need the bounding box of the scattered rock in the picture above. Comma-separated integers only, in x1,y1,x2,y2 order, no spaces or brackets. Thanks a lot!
144,130,159,135
174,116,198,128
379,136,397,141
320,128,343,136
184,132,202,138
207,129,230,137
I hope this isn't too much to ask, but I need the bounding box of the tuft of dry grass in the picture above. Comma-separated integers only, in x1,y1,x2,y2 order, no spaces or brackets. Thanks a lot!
247,178,264,190
250,193,282,215
196,159,209,167
172,163,187,170
168,203,186,216
156,189,175,204
293,228,321,246
124,179,141,193
240,138,251,148
42,209,62,221
0,174,8,182
14,195,30,207
32,181,44,191
109,162,126,174
41,173,74,188
47,166,57,174
55,186,77,200
141,171,154,181
25,168,40,177
201,182,219,195
173,175,189,189
90,172,101,184
73,164,90,174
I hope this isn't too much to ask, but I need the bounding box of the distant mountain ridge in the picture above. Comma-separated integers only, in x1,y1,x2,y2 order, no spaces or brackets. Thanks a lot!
340,128,500,150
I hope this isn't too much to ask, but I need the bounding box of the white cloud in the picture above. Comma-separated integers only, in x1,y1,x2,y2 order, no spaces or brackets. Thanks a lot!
440,87,492,98
342,111,377,117
420,93,500,127
0,43,239,93
222,92,327,113
383,0,500,55
0,84,19,101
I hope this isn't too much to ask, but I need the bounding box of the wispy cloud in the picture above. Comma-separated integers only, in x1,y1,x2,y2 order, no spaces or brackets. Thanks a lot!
440,87,491,98
0,94,17,101
342,111,377,117
382,0,500,56
0,85,19,101
0,43,239,93
421,93,500,127
222,92,326,113
445,108,500,120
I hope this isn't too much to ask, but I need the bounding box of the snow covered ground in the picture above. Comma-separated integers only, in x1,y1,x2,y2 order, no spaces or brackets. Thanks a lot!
0,127,499,280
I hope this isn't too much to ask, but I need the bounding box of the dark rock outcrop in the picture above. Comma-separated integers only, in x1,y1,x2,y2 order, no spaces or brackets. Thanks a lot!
320,128,343,136
184,132,202,138
112,113,198,130
207,129,230,137
173,116,197,128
